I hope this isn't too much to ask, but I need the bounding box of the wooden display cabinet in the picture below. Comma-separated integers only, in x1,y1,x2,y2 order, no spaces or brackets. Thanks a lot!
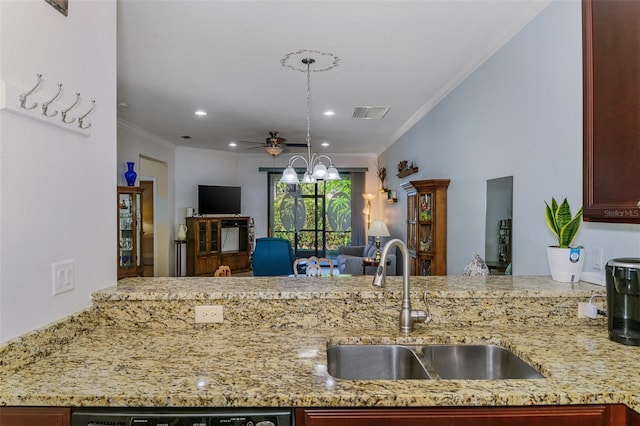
401,179,449,276
117,186,144,280
186,216,251,276
582,0,640,223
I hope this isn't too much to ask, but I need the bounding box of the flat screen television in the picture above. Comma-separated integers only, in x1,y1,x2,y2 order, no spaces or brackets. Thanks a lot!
198,185,241,215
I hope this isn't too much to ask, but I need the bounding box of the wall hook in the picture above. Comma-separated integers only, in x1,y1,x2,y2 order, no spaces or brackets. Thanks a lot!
61,92,80,124
78,100,96,129
19,74,42,110
42,83,63,117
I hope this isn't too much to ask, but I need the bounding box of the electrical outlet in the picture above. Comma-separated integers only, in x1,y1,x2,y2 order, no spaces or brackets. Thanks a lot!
578,302,604,319
195,305,224,323
592,247,604,271
52,260,74,296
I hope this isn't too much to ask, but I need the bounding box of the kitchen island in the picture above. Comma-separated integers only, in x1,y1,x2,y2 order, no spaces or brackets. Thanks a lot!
1,275,639,420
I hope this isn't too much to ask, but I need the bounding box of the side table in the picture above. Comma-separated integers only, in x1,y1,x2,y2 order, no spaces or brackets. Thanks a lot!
362,257,391,275
174,239,187,277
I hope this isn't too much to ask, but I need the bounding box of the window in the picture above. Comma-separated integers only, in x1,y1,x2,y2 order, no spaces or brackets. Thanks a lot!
269,174,352,258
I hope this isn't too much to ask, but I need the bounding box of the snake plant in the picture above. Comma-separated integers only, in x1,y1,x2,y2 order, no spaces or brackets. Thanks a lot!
545,197,583,248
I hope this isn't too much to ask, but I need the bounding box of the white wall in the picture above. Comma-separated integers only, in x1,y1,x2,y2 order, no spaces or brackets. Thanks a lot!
0,0,117,342
380,0,640,276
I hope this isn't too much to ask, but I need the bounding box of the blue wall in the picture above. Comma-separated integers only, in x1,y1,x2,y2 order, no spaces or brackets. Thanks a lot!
381,0,639,275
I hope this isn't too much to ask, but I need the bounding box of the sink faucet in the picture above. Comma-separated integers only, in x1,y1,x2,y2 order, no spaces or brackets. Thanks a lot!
372,238,430,333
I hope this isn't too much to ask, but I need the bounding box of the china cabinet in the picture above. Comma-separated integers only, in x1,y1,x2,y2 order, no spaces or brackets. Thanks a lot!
401,179,449,276
117,186,144,279
582,0,640,223
186,216,251,276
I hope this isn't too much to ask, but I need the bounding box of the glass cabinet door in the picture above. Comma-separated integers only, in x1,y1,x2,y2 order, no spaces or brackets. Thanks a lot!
198,222,208,254
117,186,144,280
209,221,218,253
118,192,134,271
135,191,142,268
406,192,417,252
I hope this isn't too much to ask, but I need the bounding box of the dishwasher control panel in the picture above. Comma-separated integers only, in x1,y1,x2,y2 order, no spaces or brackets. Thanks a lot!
72,408,291,426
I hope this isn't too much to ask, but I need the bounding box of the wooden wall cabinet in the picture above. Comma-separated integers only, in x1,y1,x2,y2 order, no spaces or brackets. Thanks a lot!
186,216,251,276
582,0,640,223
0,407,70,426
117,186,144,280
401,179,450,276
295,405,639,426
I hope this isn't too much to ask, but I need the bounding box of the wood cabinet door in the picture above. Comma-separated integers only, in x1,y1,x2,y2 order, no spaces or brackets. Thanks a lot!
296,405,632,426
0,407,70,426
583,0,640,223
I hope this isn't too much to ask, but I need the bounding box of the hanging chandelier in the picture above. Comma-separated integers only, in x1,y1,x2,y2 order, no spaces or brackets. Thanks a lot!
279,50,341,184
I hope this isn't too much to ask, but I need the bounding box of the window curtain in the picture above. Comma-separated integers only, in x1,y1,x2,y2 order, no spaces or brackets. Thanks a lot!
350,172,366,246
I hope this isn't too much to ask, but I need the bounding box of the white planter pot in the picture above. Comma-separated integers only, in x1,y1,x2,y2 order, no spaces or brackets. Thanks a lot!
547,246,585,283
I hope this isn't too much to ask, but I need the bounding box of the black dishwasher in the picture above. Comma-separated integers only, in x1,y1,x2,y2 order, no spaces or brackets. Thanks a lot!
71,407,292,426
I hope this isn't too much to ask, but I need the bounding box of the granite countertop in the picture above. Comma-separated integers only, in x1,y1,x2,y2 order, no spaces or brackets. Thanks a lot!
3,275,639,412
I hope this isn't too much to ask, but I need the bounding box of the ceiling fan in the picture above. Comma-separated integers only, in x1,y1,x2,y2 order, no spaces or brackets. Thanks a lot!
243,131,307,157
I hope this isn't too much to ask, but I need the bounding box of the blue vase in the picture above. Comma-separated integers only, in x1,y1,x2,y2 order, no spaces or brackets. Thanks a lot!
124,162,137,186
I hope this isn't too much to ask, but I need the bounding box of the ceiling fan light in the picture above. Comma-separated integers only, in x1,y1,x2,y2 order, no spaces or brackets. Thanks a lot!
312,161,328,179
265,145,283,157
280,166,300,184
326,164,341,181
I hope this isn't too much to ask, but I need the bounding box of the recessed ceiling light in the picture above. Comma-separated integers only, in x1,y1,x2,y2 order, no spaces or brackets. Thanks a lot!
228,142,237,147
321,142,330,147
323,110,335,116
194,110,207,116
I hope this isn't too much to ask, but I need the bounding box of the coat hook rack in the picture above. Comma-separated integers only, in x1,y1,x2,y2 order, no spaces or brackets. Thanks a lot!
42,83,63,117
61,92,80,124
2,75,94,136
19,73,42,110
78,100,96,129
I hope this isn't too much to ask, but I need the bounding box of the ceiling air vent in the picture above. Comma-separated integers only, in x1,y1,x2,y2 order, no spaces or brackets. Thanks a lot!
352,106,390,120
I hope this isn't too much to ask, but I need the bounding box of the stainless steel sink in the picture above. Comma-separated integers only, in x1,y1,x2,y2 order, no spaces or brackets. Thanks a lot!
421,344,544,380
326,344,431,380
326,344,544,380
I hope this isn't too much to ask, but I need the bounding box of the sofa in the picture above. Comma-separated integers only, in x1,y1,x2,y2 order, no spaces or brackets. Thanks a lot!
336,236,397,276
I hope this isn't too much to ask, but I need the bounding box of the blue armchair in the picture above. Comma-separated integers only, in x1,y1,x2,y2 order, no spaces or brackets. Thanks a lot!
251,237,295,276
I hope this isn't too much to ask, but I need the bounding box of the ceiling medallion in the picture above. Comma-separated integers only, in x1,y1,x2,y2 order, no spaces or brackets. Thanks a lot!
280,49,340,73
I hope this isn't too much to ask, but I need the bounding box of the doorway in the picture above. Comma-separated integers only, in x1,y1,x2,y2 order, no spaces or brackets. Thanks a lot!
140,179,155,277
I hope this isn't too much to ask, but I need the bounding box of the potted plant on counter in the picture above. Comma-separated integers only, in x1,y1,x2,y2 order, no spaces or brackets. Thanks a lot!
545,197,584,282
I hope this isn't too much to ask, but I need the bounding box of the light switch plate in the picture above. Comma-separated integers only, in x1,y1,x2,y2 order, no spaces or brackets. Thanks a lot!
52,260,74,296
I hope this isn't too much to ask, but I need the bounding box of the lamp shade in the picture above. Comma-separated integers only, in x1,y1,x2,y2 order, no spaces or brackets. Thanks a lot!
368,219,390,237
325,164,341,181
279,166,300,184
312,161,328,179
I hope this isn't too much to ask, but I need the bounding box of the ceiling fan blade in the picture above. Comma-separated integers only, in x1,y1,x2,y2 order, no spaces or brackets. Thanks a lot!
286,143,308,147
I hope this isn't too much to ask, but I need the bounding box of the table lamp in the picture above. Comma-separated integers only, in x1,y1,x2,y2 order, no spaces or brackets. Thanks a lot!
368,219,391,261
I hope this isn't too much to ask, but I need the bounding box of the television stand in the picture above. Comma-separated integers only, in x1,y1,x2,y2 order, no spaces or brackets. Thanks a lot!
185,216,251,276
